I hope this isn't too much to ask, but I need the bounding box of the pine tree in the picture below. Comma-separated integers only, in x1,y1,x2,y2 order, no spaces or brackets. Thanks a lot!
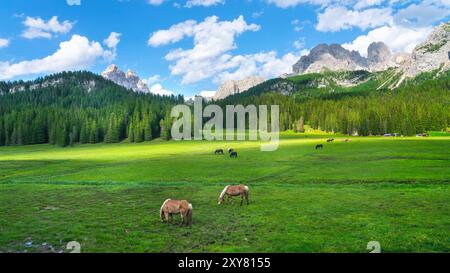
80,123,88,144
128,121,135,143
89,121,99,144
144,120,152,141
58,127,69,147
134,123,143,143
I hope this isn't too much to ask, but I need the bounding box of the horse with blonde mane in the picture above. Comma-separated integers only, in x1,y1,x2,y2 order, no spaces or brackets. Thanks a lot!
218,185,250,206
160,199,193,226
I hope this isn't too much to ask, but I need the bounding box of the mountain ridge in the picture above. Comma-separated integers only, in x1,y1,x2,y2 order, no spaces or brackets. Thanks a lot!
291,22,449,87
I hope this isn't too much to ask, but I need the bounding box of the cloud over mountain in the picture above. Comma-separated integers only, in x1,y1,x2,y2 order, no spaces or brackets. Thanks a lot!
149,15,302,85
149,15,261,84
0,35,116,80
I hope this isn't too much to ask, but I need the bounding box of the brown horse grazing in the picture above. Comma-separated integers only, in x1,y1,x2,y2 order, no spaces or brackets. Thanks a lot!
218,185,250,206
160,199,193,226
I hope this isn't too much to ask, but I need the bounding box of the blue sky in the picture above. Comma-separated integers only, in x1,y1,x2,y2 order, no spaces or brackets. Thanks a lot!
0,0,449,97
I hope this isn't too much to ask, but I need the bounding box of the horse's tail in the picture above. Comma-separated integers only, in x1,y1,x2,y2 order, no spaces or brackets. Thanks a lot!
187,203,193,226
160,199,171,222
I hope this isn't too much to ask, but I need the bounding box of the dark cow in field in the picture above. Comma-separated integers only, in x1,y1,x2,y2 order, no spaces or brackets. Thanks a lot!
315,144,324,150
230,151,238,158
327,138,335,143
215,149,224,155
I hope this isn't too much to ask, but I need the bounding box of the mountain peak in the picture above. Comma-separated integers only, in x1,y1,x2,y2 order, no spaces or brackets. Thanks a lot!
292,42,395,75
105,64,119,73
126,69,137,77
402,21,450,78
367,42,393,71
213,76,265,100
101,65,149,93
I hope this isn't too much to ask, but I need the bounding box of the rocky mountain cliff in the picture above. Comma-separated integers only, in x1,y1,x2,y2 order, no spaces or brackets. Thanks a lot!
101,64,149,93
292,42,398,75
292,22,450,85
293,44,367,74
367,42,394,71
213,76,265,100
402,22,450,78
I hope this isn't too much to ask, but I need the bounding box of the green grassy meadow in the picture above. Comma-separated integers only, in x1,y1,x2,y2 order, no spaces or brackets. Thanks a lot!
0,135,449,253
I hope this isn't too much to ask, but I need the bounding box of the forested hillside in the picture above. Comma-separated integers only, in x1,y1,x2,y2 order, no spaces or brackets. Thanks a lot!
1,69,449,147
217,70,450,136
0,71,182,147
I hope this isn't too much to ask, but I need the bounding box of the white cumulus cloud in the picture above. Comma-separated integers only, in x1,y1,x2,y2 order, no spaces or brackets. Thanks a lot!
354,0,383,10
340,0,450,55
104,32,121,49
266,0,340,8
316,6,393,32
394,0,450,28
0,35,115,80
0,38,9,48
142,75,162,85
215,51,304,83
148,0,225,7
147,0,166,5
199,90,216,97
67,0,81,5
342,25,433,56
148,20,197,47
149,83,174,96
149,15,261,84
185,0,225,8
21,16,74,39
103,32,121,62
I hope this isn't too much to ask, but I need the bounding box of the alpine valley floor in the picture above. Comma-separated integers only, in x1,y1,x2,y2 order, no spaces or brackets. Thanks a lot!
0,134,449,253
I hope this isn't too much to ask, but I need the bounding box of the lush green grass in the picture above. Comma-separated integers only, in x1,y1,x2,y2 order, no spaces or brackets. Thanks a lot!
0,135,449,253
429,131,450,137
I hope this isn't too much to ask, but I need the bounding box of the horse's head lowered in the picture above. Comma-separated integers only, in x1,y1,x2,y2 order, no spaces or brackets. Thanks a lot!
218,186,229,205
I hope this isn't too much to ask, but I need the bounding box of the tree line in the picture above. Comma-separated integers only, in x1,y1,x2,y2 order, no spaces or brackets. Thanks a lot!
1,70,449,147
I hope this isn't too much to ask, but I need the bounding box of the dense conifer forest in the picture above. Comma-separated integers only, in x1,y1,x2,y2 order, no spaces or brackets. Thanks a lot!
0,71,182,147
217,70,450,136
0,70,449,147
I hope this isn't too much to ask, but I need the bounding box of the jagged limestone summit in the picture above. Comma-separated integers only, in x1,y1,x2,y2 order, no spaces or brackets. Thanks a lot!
101,64,150,93
292,22,450,87
213,77,265,100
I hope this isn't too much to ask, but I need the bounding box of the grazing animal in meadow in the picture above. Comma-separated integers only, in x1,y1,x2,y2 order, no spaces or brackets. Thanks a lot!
160,199,193,226
228,148,234,153
218,185,250,206
215,149,224,155
230,151,238,158
315,144,324,150
343,139,352,142
327,139,335,143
